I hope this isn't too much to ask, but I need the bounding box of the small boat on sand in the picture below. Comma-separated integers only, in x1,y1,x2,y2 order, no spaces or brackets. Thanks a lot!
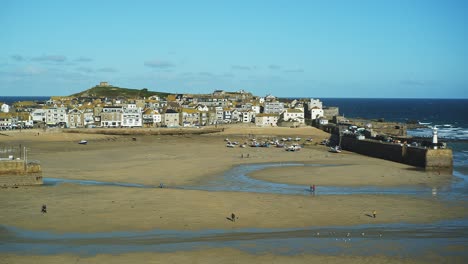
329,146,341,153
78,140,88,145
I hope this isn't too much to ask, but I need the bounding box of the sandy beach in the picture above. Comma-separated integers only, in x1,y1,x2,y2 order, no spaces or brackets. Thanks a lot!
1,126,467,263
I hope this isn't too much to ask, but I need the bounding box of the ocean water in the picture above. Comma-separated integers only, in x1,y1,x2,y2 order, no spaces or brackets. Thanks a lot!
319,98,468,129
0,96,50,104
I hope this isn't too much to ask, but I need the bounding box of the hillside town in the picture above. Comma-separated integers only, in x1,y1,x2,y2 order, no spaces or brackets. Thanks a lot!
0,82,340,130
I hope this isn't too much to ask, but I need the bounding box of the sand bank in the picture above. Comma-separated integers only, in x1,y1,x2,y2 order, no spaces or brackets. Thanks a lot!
3,248,460,264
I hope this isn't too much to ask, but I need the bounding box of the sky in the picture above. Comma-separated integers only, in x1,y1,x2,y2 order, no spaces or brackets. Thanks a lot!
1,0,467,98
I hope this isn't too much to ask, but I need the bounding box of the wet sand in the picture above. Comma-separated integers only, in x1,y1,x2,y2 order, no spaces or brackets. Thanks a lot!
1,127,467,263
4,248,459,264
248,163,452,187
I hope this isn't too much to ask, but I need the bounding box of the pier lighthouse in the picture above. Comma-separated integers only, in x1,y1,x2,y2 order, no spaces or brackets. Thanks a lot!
432,127,438,149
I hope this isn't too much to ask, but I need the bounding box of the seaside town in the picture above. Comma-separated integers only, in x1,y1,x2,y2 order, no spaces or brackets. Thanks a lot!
0,82,335,130
0,82,452,169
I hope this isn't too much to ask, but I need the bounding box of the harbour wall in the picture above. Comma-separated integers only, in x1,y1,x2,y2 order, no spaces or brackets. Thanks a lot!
339,136,452,170
64,127,224,136
0,160,43,187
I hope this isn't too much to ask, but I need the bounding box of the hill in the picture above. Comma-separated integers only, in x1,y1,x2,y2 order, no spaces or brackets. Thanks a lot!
70,85,170,99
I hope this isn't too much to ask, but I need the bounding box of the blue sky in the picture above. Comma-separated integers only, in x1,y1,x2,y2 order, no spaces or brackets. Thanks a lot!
1,0,467,98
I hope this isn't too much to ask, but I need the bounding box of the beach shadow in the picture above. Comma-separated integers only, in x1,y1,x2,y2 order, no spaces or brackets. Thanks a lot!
403,167,426,172
365,214,373,218
226,217,234,222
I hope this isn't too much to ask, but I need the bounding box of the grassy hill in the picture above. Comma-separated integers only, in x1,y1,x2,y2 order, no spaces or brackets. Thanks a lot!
70,85,170,99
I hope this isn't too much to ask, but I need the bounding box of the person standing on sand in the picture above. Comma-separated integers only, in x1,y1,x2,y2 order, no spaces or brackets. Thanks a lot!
373,210,377,218
231,213,236,222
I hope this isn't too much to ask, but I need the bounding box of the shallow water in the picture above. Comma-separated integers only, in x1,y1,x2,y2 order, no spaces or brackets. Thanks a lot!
1,220,467,258
44,162,467,201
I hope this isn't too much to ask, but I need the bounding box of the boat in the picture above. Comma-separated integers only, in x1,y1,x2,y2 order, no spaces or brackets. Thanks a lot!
329,146,341,153
78,140,88,145
286,144,301,152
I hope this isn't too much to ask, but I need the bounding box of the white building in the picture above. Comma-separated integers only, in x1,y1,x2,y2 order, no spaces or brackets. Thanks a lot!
1,103,10,113
122,104,142,127
45,107,68,127
214,106,224,122
255,114,279,127
251,105,261,114
263,102,284,114
196,104,209,112
31,109,46,123
282,108,305,124
241,111,255,123
231,109,241,122
223,108,232,123
311,107,324,120
82,109,95,127
308,98,323,110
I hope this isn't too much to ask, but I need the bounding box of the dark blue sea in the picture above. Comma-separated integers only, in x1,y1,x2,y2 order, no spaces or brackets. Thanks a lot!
320,98,468,134
0,96,50,104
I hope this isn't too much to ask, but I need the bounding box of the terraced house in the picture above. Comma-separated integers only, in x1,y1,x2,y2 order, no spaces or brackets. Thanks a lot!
180,108,200,127
122,104,142,127
100,106,123,127
45,106,68,127
142,109,161,128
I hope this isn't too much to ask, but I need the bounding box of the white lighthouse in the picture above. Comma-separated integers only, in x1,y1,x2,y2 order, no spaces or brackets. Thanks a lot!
432,127,438,149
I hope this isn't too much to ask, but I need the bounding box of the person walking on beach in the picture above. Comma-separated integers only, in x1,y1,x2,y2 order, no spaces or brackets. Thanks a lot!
373,210,377,218
41,204,47,214
231,213,236,222
310,184,315,192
